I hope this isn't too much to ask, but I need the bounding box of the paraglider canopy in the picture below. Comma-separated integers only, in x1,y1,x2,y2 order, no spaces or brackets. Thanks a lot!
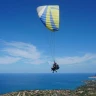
37,5,59,32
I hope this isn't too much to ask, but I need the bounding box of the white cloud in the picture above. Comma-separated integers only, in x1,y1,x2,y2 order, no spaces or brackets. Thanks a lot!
0,41,96,65
25,59,47,65
3,41,40,59
0,41,47,64
0,56,20,64
3,48,40,59
56,53,96,65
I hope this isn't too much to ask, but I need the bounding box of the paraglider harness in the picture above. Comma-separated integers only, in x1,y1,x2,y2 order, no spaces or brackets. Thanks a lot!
51,61,59,73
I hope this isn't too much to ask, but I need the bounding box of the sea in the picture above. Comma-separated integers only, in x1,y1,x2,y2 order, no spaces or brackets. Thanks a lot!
0,73,95,94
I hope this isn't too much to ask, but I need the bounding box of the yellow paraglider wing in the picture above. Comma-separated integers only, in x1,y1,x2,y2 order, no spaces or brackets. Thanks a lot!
37,5,59,32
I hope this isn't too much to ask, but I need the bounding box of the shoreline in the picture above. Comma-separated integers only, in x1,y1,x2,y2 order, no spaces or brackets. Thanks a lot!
0,80,96,96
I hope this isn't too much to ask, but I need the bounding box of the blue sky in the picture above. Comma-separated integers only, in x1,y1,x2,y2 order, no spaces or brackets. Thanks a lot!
0,0,96,73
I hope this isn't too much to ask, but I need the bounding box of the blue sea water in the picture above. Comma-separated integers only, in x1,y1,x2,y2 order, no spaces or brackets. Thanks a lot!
0,73,95,94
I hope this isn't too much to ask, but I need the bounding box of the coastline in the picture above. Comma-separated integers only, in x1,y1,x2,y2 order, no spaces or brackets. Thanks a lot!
0,80,96,96
88,77,96,79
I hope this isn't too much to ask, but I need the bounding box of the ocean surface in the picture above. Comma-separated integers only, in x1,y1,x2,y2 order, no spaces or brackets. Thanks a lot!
0,73,95,94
